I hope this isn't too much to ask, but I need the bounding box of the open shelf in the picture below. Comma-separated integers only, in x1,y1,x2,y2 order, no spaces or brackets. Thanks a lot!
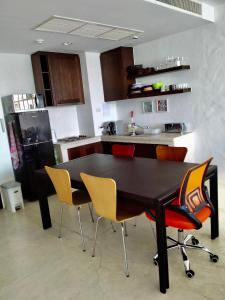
128,65,190,79
128,88,191,99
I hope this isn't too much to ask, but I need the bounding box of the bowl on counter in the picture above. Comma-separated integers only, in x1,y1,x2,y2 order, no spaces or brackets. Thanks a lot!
144,127,162,135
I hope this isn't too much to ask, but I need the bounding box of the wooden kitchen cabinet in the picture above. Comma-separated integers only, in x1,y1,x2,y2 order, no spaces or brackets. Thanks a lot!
102,142,158,159
68,142,103,160
31,52,84,106
100,47,134,102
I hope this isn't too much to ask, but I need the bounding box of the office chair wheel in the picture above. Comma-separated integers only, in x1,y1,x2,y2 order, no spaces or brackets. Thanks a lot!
186,270,195,278
210,254,219,263
153,258,158,266
191,237,199,245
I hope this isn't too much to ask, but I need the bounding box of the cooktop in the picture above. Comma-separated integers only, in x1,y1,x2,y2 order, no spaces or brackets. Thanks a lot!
57,135,88,143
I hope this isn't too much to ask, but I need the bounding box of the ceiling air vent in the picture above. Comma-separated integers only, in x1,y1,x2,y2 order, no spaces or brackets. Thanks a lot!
156,0,202,15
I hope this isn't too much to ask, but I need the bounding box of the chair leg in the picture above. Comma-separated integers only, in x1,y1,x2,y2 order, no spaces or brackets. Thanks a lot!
111,221,116,233
121,222,129,277
58,204,64,238
184,234,193,244
77,207,86,252
180,245,191,273
133,218,137,227
88,203,94,223
92,216,103,257
150,223,156,242
124,221,128,237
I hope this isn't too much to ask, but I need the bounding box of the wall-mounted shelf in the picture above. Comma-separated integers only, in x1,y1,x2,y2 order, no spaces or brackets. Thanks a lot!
128,65,190,79
128,88,191,99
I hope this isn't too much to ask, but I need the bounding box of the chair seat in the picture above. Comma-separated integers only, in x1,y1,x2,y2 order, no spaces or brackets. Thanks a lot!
116,199,144,222
145,205,211,230
72,190,91,206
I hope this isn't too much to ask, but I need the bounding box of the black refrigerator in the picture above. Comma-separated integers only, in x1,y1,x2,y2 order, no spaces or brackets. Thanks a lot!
5,110,55,200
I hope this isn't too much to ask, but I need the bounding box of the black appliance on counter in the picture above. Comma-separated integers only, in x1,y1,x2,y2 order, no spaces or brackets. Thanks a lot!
101,121,124,136
164,123,185,133
4,110,55,200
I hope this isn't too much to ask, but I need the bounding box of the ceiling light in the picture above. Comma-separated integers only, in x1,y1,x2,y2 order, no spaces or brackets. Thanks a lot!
34,16,144,41
99,28,137,41
70,23,112,38
35,38,45,44
63,41,73,46
35,16,84,33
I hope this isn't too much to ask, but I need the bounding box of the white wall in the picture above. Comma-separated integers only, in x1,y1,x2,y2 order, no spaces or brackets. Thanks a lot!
116,5,225,181
84,52,117,136
47,106,79,139
76,53,95,137
0,53,36,184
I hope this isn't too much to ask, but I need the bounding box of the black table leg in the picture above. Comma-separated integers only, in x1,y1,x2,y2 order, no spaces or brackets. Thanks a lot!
0,193,3,209
38,196,52,229
210,167,219,239
155,203,169,293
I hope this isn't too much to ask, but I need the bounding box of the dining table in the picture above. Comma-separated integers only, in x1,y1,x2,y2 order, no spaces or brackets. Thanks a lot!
35,153,219,294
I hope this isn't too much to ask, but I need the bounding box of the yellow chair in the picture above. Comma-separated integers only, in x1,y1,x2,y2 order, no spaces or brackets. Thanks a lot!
80,172,144,277
45,166,94,251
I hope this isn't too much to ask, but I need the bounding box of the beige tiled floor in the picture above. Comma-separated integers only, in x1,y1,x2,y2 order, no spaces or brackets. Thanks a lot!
0,185,225,300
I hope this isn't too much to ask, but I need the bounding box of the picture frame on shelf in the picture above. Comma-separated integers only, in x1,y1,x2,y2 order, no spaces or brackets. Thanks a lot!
142,100,155,113
156,99,168,112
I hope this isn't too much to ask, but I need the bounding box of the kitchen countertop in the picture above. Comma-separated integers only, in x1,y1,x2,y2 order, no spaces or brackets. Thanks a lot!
101,132,191,145
54,132,194,163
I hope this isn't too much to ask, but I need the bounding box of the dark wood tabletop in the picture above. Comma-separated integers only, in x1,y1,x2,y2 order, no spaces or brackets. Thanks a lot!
54,153,216,206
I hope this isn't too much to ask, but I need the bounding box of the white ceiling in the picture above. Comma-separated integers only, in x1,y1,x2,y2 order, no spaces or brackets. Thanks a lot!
0,0,223,54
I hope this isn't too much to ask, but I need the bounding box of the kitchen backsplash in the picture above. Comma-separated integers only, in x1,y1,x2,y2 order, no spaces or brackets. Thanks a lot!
47,106,80,139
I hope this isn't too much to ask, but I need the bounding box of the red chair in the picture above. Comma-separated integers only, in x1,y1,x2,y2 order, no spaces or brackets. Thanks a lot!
112,144,135,158
145,158,219,278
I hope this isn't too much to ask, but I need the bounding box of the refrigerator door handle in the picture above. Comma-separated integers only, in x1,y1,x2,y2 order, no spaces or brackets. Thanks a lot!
0,118,5,133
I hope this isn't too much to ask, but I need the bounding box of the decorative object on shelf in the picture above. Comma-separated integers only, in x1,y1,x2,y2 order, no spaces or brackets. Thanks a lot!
127,64,190,79
156,99,168,112
157,56,186,70
143,100,155,113
128,87,191,99
126,57,191,101
152,82,164,90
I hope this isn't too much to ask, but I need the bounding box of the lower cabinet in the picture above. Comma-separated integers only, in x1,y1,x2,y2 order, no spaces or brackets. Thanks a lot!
102,142,158,159
68,142,103,160
67,141,167,160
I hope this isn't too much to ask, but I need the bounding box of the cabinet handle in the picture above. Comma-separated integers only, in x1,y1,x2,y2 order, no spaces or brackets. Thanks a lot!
0,119,5,133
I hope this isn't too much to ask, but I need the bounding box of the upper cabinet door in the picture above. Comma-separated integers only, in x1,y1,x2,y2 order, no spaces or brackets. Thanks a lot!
31,52,84,106
100,47,134,102
48,53,84,105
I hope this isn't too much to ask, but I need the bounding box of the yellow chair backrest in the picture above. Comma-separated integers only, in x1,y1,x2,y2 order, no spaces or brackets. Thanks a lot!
179,158,212,213
45,166,73,205
80,172,117,221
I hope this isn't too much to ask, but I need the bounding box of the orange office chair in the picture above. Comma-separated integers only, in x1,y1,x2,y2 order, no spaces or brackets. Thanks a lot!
112,144,135,158
45,166,94,252
145,158,219,278
80,172,144,277
156,145,187,162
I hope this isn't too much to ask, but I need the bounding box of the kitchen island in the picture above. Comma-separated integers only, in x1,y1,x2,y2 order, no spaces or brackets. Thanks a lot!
54,132,195,163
